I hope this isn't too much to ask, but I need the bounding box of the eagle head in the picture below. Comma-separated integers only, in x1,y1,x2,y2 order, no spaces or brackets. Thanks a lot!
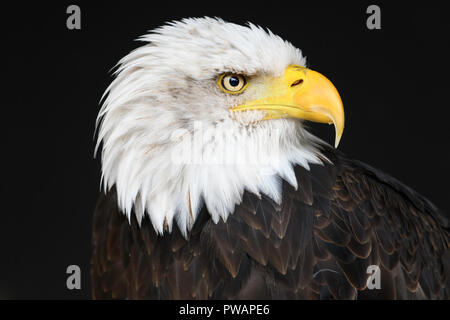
96,17,344,236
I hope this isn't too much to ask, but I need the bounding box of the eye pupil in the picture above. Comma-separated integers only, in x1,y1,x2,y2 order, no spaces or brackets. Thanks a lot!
229,76,240,87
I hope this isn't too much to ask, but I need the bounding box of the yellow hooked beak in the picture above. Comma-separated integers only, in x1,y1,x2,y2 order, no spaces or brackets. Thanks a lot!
231,65,345,147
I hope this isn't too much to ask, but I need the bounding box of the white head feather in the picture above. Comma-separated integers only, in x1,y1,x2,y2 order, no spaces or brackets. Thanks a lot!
96,17,326,236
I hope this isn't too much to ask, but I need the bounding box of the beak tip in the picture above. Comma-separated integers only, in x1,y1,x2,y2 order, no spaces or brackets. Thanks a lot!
334,139,340,149
334,129,343,148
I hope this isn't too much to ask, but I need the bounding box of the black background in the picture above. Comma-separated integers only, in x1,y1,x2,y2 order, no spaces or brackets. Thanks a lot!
2,1,449,299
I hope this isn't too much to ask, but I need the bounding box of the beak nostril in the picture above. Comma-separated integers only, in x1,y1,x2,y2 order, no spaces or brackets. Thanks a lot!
291,79,304,87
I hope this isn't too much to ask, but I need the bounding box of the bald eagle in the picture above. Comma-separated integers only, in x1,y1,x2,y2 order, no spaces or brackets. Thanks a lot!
92,17,449,300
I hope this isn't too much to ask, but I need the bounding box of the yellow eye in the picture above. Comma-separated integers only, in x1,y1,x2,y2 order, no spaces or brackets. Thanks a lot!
218,73,248,94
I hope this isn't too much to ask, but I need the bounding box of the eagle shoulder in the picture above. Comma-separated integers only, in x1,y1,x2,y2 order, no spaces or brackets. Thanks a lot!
91,149,450,299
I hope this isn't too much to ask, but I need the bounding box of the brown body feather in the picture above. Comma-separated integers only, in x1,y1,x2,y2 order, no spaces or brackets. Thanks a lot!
91,147,450,299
